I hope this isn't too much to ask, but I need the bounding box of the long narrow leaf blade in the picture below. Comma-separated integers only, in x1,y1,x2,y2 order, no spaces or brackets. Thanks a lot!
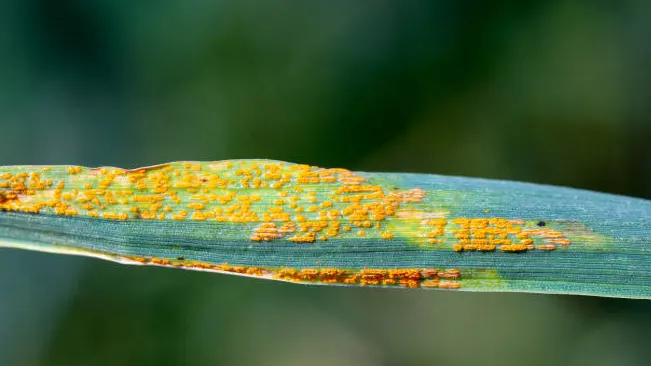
0,160,649,298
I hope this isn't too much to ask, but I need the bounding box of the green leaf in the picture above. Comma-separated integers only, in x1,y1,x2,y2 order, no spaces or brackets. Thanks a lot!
0,160,649,298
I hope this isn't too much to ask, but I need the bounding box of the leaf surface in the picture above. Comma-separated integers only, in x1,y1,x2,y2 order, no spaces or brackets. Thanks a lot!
1,160,649,298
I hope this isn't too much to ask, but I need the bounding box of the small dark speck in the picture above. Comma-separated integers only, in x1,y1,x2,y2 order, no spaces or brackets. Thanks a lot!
176,256,185,261
537,221,546,227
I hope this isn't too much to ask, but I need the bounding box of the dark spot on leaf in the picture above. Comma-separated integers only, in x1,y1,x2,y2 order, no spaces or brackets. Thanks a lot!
537,221,546,227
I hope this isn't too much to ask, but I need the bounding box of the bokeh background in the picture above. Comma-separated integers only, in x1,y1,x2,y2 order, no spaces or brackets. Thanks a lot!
1,1,651,365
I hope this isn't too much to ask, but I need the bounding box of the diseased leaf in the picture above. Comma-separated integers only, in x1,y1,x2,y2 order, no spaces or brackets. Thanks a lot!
0,160,649,298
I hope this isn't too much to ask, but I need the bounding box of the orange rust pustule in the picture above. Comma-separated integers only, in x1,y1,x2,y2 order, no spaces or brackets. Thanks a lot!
446,217,570,253
275,267,455,288
0,191,19,204
124,255,462,289
0,162,429,244
272,267,463,289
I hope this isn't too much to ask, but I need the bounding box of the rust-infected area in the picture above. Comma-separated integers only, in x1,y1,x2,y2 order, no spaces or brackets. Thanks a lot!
126,255,462,289
0,190,19,204
0,161,571,251
0,161,425,243
423,217,571,253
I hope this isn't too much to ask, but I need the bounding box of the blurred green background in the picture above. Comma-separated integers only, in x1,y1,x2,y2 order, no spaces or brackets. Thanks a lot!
1,1,651,365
